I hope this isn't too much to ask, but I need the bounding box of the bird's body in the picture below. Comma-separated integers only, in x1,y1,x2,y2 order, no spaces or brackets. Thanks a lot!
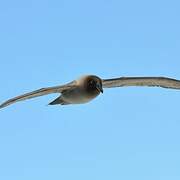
1,74,180,109
49,75,102,105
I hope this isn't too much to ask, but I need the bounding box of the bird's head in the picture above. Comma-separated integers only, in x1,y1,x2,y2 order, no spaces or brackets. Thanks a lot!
80,75,103,95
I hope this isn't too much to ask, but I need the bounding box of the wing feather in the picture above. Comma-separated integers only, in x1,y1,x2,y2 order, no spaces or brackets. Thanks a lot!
0,82,76,109
102,77,180,89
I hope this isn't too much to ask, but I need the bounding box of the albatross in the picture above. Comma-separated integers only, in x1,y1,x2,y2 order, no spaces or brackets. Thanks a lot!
1,75,180,109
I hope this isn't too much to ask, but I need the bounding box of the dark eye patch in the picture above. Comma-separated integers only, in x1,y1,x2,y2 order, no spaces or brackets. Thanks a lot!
88,80,97,89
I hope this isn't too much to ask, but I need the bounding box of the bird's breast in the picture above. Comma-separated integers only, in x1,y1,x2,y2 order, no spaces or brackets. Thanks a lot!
61,87,100,104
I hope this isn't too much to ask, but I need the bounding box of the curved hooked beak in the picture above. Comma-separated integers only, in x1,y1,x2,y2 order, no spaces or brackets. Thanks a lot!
96,84,103,93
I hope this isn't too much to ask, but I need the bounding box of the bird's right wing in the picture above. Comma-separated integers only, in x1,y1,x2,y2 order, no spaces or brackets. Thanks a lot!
0,81,76,109
102,76,180,90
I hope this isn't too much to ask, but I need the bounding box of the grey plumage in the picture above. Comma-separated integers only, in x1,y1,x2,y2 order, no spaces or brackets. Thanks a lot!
102,76,180,89
0,82,76,108
1,75,180,109
49,75,103,105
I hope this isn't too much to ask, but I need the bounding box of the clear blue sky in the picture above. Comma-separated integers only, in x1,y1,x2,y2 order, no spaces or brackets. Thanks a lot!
0,0,180,179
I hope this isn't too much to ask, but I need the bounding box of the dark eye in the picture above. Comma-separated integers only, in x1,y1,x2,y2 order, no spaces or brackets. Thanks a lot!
89,80,96,88
90,80,94,84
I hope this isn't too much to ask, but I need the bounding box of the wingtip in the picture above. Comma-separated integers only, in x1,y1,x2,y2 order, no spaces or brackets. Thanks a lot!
0,104,5,109
0,101,10,109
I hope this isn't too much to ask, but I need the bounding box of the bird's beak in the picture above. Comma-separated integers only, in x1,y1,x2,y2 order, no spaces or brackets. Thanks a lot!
96,84,103,93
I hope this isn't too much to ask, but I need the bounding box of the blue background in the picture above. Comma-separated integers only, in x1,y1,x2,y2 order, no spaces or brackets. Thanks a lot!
0,0,180,179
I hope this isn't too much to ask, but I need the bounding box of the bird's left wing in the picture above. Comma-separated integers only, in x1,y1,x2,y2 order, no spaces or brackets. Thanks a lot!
102,76,180,90
0,82,76,109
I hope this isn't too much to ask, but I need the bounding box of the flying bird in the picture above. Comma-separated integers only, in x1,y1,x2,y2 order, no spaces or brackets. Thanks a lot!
1,75,180,109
